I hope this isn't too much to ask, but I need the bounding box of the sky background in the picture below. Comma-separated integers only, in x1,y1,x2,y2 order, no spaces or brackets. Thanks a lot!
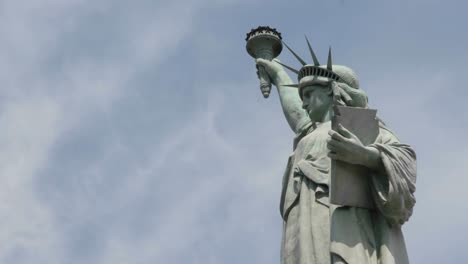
1,0,467,263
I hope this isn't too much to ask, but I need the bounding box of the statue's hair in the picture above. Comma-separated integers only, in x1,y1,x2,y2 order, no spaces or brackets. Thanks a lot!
299,64,360,100
333,65,359,89
299,65,361,107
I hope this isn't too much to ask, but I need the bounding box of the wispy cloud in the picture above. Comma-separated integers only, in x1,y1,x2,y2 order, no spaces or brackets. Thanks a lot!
0,0,225,263
1,0,466,263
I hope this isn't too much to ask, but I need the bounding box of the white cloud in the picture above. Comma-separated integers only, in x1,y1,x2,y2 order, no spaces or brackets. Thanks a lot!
0,0,225,262
77,82,286,263
1,0,466,263
0,96,64,264
0,0,270,262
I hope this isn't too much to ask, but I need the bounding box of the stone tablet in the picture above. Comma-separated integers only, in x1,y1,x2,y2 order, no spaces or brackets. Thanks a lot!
330,105,379,209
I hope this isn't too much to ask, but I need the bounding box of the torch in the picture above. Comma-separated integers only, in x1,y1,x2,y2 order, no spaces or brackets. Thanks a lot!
246,26,283,98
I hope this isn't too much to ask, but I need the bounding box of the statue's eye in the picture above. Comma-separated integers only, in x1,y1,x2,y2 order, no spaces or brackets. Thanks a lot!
304,91,311,98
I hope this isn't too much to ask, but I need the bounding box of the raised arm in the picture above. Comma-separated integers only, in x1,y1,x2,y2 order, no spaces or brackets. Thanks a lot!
256,59,369,133
256,58,309,133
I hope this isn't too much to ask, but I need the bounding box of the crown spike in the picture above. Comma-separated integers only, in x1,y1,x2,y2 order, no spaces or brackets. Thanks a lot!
275,61,300,74
327,46,333,70
283,41,307,66
305,36,320,66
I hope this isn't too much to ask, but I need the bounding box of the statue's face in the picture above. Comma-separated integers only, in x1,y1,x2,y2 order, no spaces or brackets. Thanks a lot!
301,83,333,122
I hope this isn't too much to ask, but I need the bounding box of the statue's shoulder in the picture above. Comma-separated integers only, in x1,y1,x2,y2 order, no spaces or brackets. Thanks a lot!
293,121,314,149
377,121,401,144
293,121,332,150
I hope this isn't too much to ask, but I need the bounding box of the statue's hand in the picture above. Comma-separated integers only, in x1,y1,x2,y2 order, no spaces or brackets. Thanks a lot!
327,124,380,169
331,81,368,108
256,58,289,86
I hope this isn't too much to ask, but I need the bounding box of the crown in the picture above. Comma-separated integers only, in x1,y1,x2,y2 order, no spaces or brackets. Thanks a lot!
278,36,341,90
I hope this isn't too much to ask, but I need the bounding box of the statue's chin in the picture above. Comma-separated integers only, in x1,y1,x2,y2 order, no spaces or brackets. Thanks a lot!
308,113,331,124
308,115,319,123
308,106,333,123
307,110,321,123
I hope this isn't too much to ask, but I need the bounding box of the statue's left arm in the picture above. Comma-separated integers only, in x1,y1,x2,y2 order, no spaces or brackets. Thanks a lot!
368,126,417,225
328,124,417,225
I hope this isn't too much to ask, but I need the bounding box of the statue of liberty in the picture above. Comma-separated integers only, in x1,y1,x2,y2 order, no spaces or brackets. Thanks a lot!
249,29,417,264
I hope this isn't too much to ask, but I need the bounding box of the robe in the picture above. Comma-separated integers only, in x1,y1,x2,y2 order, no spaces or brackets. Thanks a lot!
279,120,417,264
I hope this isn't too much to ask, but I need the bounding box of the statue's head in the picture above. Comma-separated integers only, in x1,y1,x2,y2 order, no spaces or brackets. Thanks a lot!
299,65,359,122
300,78,333,122
278,37,361,121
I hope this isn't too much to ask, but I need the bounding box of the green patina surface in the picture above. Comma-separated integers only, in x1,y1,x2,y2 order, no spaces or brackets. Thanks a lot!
248,28,417,264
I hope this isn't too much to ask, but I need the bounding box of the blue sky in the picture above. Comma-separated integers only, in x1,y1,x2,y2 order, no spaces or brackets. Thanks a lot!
1,0,467,263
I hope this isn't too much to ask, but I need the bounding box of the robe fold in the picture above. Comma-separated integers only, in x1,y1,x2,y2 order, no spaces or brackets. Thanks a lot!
280,120,416,264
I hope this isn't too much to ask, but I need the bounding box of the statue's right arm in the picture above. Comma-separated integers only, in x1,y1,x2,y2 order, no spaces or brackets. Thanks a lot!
272,71,310,133
256,59,370,133
256,59,309,134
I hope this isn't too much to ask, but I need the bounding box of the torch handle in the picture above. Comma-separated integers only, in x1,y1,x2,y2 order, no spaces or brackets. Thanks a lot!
257,64,272,98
